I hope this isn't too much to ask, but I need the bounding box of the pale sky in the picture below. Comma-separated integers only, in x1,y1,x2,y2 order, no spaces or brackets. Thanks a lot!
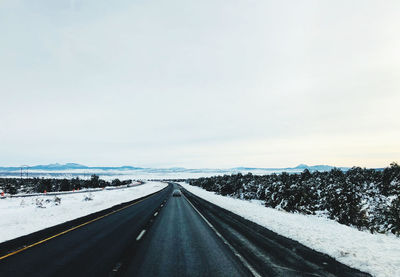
1,0,399,168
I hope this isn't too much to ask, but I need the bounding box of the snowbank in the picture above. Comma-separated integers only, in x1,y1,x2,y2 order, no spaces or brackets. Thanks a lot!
180,182,400,277
0,181,167,243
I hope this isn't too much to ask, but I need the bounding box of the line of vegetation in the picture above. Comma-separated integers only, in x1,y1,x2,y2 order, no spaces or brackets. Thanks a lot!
188,163,400,235
0,175,133,195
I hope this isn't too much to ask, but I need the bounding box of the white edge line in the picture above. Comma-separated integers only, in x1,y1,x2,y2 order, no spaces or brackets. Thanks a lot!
136,229,146,241
183,194,262,277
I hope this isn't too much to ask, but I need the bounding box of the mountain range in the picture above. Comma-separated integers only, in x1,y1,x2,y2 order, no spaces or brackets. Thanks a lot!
0,163,348,173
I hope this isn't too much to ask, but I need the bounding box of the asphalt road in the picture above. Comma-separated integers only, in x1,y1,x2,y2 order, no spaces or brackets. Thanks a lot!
0,183,370,277
121,185,251,277
0,183,250,277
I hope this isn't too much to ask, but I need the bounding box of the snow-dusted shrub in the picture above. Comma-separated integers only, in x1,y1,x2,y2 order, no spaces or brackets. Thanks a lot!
189,163,400,235
35,198,45,208
54,196,61,205
83,193,93,201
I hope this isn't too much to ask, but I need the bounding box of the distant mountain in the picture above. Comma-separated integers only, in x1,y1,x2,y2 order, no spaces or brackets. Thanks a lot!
0,163,349,173
232,164,347,172
30,163,89,170
292,164,345,171
0,163,144,172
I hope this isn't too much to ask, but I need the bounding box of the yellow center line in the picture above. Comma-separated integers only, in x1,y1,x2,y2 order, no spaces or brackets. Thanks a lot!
0,192,160,261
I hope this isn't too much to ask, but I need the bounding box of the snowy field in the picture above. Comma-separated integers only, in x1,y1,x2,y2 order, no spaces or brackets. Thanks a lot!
180,182,400,277
0,181,167,243
0,167,313,180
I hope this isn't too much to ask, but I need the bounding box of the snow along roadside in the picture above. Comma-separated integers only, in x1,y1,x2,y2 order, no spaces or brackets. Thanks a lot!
0,181,168,243
179,182,400,277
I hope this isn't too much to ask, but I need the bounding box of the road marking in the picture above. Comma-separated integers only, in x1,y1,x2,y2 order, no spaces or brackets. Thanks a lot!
136,229,146,241
154,212,158,216
183,194,262,277
0,191,161,261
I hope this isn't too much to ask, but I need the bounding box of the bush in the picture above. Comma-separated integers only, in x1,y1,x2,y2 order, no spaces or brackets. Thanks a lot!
188,163,400,235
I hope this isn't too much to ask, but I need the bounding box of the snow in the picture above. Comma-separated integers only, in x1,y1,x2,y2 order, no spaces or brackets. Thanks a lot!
180,182,400,277
1,181,142,198
0,166,325,180
0,181,167,243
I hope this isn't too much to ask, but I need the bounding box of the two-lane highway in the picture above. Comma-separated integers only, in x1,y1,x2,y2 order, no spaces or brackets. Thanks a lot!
0,183,250,277
121,184,251,277
0,183,370,277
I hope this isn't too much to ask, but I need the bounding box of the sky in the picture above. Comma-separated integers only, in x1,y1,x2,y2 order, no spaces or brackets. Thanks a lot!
0,0,399,168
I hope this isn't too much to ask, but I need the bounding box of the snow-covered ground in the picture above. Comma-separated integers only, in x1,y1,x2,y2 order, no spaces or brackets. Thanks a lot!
0,181,167,243
0,166,320,180
1,181,142,198
180,182,400,277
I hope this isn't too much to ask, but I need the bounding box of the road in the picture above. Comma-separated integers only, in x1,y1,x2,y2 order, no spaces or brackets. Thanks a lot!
0,183,370,277
0,184,249,277
121,185,251,277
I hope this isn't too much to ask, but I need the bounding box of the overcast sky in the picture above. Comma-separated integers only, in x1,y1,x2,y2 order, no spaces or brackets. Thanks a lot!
1,0,399,168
